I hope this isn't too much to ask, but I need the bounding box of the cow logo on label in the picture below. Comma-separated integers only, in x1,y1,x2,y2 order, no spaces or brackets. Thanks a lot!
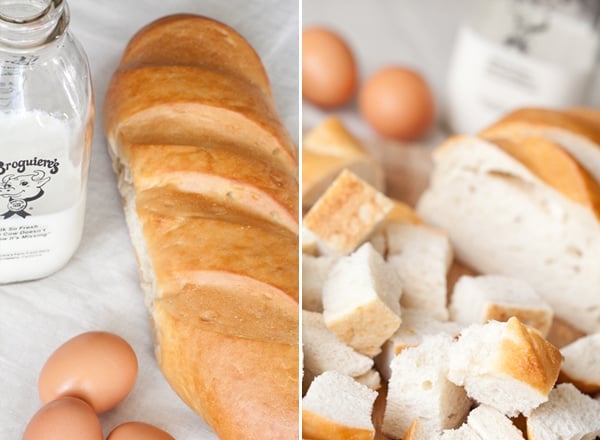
0,170,50,219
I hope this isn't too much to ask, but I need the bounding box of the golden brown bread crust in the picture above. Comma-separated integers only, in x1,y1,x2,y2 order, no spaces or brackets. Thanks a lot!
499,317,563,396
127,143,298,232
104,66,297,174
481,107,600,147
119,14,272,98
491,137,600,219
103,14,299,439
154,285,298,439
140,210,298,302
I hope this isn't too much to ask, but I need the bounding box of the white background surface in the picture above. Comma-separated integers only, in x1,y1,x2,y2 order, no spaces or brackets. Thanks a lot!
0,0,298,438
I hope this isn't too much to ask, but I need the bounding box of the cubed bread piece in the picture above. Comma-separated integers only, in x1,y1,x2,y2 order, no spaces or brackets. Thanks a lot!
355,368,382,391
404,419,479,440
322,242,402,357
448,317,563,417
386,223,452,320
302,310,373,378
559,332,600,393
302,117,384,210
438,425,481,440
302,225,319,256
466,405,524,439
450,275,553,337
302,254,339,312
527,383,600,440
376,309,463,381
304,169,394,256
302,371,378,440
385,200,423,225
368,229,387,256
382,334,472,439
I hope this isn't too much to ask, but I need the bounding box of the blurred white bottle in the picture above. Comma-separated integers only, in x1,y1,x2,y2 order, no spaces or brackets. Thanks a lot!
446,0,600,134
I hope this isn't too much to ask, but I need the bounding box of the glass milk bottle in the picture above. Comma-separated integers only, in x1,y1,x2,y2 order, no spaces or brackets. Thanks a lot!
0,0,93,283
446,0,600,134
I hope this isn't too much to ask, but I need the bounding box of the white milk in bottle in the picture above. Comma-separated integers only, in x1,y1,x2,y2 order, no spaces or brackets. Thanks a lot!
0,0,93,283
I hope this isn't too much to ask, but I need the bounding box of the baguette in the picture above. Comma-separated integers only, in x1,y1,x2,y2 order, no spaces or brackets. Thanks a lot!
103,14,298,439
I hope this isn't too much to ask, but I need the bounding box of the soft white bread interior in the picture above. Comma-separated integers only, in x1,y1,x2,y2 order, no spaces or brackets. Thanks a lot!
559,332,600,394
322,242,402,357
438,425,481,440
304,169,394,256
447,317,562,417
302,310,373,378
417,135,600,333
385,223,452,320
382,334,472,439
526,383,600,440
103,14,298,439
354,368,382,391
465,404,524,439
480,107,600,184
302,116,384,210
450,275,553,337
302,371,378,440
376,309,463,381
302,254,339,313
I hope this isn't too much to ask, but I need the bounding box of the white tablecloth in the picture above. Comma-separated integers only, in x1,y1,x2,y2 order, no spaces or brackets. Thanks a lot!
0,0,298,438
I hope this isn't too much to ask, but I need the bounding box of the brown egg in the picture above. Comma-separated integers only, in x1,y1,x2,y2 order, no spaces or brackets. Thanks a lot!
38,331,138,413
359,66,435,141
302,27,358,108
107,421,175,440
22,396,102,440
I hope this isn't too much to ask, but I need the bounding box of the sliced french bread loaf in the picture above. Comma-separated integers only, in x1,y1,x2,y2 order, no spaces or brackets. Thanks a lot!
417,135,600,333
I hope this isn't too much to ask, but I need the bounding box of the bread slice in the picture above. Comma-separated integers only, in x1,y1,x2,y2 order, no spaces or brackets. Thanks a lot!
322,242,402,357
139,209,298,302
450,275,553,337
480,107,600,184
302,254,339,313
526,383,600,440
417,135,600,333
302,371,378,440
125,142,298,233
559,332,600,393
376,309,463,381
447,317,562,417
302,117,384,209
382,334,471,439
304,169,394,256
302,310,373,378
104,66,297,176
386,223,452,320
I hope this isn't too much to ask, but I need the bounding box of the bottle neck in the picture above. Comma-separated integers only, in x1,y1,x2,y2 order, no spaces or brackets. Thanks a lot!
0,0,68,49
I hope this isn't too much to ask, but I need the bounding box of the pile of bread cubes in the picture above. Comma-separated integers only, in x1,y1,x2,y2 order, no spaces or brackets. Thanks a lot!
301,111,600,440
